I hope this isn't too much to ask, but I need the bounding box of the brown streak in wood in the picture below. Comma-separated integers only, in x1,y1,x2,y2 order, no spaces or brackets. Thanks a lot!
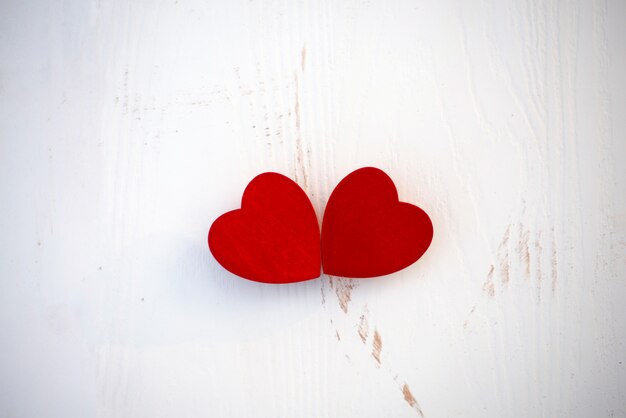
372,330,382,365
301,46,306,72
483,265,495,298
500,257,510,286
518,224,531,279
293,72,308,192
535,231,543,301
333,277,354,314
401,383,424,417
499,225,511,286
358,312,369,343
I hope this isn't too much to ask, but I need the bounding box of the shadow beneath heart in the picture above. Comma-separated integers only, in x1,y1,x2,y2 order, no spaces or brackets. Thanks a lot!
95,231,322,347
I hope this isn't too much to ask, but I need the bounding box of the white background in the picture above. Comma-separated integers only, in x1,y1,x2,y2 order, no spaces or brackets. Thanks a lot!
1,1,625,417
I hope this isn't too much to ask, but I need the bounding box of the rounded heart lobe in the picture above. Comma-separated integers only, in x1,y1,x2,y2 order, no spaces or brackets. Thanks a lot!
209,173,321,284
321,167,433,278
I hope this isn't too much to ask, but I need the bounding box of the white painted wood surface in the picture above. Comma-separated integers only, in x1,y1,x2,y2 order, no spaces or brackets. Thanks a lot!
1,1,625,417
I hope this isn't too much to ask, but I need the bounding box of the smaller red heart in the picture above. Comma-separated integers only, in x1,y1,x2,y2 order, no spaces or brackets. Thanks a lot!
208,173,321,284
321,167,433,278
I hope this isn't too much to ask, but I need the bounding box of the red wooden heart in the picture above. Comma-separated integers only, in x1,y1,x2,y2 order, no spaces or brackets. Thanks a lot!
321,167,433,278
208,173,321,284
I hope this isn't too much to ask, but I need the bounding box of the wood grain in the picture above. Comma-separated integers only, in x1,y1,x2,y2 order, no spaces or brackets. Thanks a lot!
1,0,625,417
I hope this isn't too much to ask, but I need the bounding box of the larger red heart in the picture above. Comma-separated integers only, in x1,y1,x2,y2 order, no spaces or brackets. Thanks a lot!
321,167,433,278
208,173,321,284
